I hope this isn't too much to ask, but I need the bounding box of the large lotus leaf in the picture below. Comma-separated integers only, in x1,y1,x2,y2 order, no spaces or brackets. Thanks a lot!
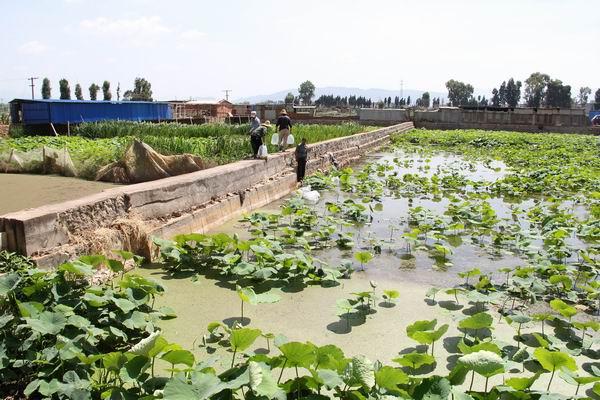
161,350,195,367
279,341,317,368
549,299,577,319
354,251,373,264
458,350,505,378
25,311,67,335
412,376,451,400
78,255,106,267
253,267,278,281
317,368,344,389
457,340,501,355
248,361,286,400
459,268,481,278
450,386,475,400
163,373,221,400
375,366,409,391
506,313,532,325
406,319,438,338
130,331,162,356
17,301,44,318
549,274,573,290
254,291,281,305
250,245,274,258
344,355,374,389
411,324,449,345
392,352,436,370
58,260,94,276
594,382,600,396
120,355,150,383
230,328,262,352
458,312,493,330
533,348,577,372
0,273,20,296
231,262,255,276
112,297,137,313
504,371,541,391
315,344,345,371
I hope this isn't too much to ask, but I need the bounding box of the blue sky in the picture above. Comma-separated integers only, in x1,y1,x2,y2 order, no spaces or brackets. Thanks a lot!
1,0,598,102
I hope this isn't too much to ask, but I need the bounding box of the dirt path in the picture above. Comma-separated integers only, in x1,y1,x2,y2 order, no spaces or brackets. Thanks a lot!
0,173,118,215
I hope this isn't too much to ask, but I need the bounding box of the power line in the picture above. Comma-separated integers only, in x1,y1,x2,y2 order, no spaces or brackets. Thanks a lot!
222,89,232,101
28,77,39,100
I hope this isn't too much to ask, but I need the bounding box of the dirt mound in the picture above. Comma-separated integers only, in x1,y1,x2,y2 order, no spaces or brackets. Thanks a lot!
96,139,208,184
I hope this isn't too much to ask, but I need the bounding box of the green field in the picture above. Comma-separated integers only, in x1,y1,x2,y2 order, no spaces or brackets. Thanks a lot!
0,122,373,180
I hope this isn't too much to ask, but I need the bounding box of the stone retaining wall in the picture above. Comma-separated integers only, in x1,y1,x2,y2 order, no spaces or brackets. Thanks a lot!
414,121,600,135
0,122,413,267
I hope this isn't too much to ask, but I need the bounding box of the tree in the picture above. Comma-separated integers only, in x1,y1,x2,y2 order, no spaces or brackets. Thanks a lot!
577,87,591,106
505,78,522,107
407,95,411,106
545,79,571,108
595,88,600,110
298,80,315,105
498,81,507,106
524,72,550,107
445,79,474,106
74,84,83,100
421,92,430,108
124,77,153,101
89,83,100,100
491,88,500,107
102,81,112,101
41,78,51,99
116,82,121,101
284,92,295,104
59,79,71,100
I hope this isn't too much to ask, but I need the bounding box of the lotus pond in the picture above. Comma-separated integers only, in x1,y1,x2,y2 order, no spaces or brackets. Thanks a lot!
1,129,598,399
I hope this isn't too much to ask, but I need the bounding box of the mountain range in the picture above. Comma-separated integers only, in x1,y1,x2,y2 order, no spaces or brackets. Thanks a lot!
235,86,447,104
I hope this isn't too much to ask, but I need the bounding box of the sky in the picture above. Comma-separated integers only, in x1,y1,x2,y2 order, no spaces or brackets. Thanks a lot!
1,0,599,102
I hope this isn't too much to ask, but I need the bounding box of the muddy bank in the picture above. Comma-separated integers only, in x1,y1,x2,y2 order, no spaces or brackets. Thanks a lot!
0,173,118,215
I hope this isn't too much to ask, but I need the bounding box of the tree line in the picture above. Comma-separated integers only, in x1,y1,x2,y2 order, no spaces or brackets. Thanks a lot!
446,73,600,109
40,77,153,102
289,78,600,110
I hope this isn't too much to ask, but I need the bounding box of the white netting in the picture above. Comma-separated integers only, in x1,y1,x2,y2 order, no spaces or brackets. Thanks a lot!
0,146,77,177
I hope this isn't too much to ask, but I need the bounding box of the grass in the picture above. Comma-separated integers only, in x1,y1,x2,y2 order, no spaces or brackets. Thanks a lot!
0,122,374,180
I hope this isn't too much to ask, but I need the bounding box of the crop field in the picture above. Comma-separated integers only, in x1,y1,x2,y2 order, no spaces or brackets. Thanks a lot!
1,129,599,399
0,122,372,180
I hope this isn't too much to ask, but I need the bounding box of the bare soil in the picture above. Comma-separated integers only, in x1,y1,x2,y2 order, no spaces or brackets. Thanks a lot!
0,173,118,215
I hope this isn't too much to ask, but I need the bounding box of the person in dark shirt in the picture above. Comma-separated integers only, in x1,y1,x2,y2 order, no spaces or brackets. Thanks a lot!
250,120,270,158
295,138,308,182
275,109,293,151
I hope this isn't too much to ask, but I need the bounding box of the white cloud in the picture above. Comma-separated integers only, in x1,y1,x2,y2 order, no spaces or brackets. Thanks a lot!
180,29,205,41
80,16,171,46
18,40,48,55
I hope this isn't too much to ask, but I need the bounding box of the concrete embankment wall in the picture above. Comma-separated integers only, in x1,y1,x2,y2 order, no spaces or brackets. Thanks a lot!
0,122,413,268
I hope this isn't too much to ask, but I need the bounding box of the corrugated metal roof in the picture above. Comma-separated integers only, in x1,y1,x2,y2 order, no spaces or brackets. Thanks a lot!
10,98,169,105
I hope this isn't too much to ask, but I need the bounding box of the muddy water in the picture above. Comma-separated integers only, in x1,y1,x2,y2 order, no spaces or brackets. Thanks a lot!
0,173,119,215
137,150,597,395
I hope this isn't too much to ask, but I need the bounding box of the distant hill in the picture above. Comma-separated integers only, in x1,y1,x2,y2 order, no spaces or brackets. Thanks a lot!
236,86,447,104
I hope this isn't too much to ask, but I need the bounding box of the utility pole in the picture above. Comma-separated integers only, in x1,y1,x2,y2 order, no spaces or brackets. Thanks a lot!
400,80,403,100
222,89,232,101
29,77,39,100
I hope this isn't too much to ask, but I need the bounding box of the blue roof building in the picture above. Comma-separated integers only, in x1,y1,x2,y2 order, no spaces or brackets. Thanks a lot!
9,99,172,126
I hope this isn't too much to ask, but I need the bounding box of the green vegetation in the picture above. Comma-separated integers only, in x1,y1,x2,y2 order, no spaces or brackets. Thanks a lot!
0,121,372,180
1,129,599,398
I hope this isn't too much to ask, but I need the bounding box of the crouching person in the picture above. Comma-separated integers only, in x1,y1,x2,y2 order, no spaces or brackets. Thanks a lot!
250,120,271,158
